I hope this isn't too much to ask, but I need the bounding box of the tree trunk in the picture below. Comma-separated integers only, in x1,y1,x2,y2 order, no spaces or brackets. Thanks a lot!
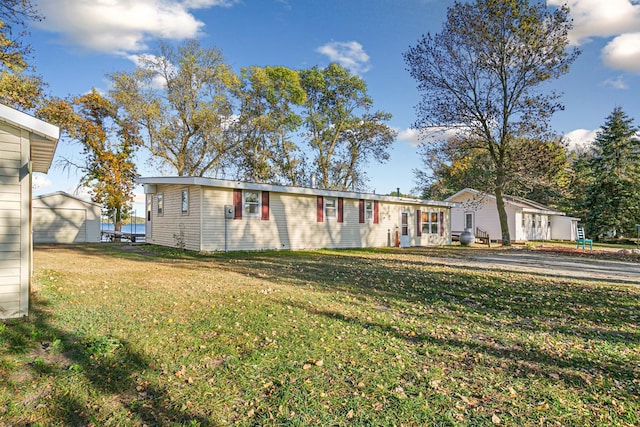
114,208,122,243
494,174,511,246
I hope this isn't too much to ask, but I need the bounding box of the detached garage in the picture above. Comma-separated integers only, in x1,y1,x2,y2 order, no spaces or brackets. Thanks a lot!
32,192,101,243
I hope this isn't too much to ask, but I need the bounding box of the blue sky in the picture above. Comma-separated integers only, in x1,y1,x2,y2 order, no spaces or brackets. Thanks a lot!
26,0,640,213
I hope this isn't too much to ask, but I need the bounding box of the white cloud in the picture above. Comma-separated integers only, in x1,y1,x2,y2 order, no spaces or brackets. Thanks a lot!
563,128,598,150
602,33,640,72
546,0,640,74
602,75,629,90
32,173,53,191
316,41,371,74
397,127,462,147
35,0,236,55
547,0,640,45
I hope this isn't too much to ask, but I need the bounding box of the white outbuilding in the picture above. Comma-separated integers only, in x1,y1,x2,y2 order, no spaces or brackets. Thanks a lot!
0,104,59,319
446,188,580,243
32,191,101,243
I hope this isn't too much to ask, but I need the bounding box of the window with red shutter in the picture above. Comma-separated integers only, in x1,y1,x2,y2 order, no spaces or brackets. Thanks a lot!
233,189,242,220
317,196,324,222
261,191,269,220
373,201,379,224
337,198,344,223
416,210,422,237
359,199,365,223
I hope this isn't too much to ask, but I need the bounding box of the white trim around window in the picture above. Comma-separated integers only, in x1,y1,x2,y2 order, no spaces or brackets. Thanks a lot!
324,197,337,220
181,189,189,214
364,200,373,221
157,193,164,216
243,190,260,217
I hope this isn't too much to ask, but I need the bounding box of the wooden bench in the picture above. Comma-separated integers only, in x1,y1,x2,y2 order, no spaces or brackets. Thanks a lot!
576,227,592,250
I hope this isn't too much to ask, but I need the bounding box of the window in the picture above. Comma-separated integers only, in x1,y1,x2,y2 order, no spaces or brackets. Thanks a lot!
325,197,337,219
465,212,473,230
181,189,189,214
157,193,164,216
401,212,409,236
521,214,526,229
364,200,373,221
421,211,440,234
244,190,260,216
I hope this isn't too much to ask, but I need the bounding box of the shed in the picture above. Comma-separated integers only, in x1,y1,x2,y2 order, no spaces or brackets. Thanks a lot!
446,188,579,242
32,192,101,243
137,177,455,252
0,103,59,319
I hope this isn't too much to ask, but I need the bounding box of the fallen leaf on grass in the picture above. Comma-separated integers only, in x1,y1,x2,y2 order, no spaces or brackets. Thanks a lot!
492,414,501,424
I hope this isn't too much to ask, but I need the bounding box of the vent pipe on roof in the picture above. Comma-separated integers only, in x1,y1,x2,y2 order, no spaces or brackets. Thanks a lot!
310,173,317,189
397,187,400,197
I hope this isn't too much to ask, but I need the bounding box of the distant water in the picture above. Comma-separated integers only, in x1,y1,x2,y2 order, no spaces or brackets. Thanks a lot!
100,223,146,234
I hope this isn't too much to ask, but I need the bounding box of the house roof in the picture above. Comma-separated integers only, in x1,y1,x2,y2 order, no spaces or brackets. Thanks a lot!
0,103,60,173
445,188,566,216
137,176,457,208
33,191,101,207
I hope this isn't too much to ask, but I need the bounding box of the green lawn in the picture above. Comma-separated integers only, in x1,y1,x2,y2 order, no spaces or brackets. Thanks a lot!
1,244,639,426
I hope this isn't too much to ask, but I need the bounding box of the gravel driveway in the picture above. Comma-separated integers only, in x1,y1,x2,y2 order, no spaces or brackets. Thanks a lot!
423,250,640,285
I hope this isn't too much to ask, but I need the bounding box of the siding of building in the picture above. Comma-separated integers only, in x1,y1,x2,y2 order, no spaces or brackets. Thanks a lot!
448,189,575,242
32,192,101,243
144,182,451,252
147,185,202,250
0,123,29,318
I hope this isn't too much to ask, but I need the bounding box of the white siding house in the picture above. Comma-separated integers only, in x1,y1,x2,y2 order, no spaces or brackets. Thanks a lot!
446,188,579,243
0,104,59,319
137,177,455,252
32,192,101,243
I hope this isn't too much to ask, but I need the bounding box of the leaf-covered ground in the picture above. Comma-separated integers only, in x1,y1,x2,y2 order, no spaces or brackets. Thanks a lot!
1,244,638,426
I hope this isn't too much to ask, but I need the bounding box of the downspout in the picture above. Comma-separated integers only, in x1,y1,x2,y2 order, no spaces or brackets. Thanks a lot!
199,187,204,252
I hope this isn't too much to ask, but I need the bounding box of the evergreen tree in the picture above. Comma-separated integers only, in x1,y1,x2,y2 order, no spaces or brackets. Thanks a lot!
584,107,640,239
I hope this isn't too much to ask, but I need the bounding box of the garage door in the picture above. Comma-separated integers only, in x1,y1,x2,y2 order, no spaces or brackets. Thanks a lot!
33,208,87,243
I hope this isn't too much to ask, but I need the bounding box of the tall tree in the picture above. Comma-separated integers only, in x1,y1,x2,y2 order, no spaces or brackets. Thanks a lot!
0,0,41,72
231,65,307,185
0,1,48,114
404,0,579,245
40,90,140,235
415,135,571,208
584,107,640,239
299,63,396,191
110,39,239,177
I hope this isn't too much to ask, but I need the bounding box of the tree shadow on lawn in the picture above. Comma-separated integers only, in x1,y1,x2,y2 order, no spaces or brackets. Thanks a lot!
279,299,639,399
0,297,213,426
49,244,639,344
215,250,640,331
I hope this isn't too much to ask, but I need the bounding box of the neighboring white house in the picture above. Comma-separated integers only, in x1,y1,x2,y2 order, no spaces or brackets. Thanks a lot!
446,188,579,242
32,192,101,243
137,177,456,252
0,104,59,319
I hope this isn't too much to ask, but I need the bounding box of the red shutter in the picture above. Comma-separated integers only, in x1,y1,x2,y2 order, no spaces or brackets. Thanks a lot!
317,196,324,222
359,199,365,223
233,189,242,220
417,210,422,237
337,197,344,223
373,201,379,224
440,211,444,236
261,191,269,220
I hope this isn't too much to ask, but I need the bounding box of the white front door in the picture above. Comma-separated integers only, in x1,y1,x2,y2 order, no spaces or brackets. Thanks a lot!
400,211,411,247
